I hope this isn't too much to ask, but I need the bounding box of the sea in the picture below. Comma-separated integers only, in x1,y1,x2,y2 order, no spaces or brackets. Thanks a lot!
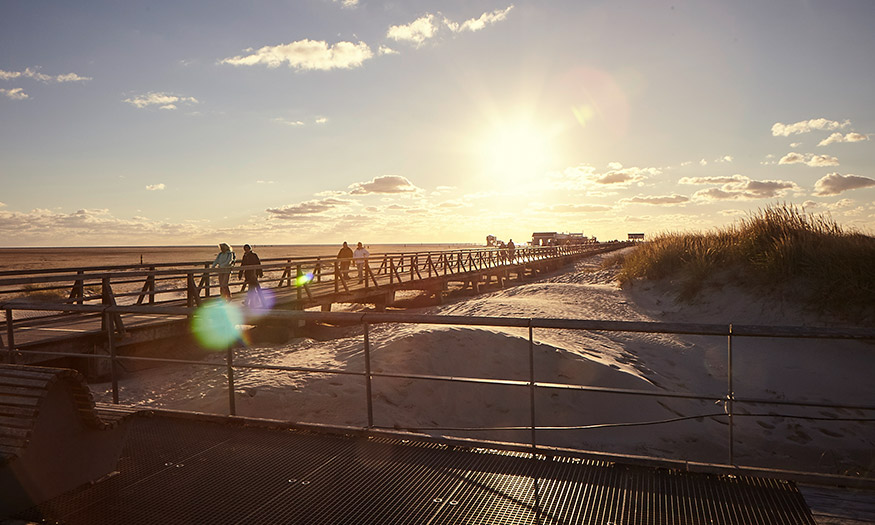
0,243,478,271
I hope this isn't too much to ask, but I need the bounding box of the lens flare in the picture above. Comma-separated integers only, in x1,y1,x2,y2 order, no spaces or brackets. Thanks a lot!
295,272,314,287
190,299,243,350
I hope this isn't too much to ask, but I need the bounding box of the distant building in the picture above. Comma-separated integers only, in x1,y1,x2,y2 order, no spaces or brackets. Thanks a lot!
486,234,497,247
628,233,645,241
531,232,594,246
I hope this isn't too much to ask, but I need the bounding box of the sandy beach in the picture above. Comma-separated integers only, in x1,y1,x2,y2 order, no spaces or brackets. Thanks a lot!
86,247,874,483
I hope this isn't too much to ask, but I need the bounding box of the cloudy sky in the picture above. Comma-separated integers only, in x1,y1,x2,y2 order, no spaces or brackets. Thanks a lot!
2,0,874,247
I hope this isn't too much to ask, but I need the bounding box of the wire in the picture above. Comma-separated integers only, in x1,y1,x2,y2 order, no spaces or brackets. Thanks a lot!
373,411,875,433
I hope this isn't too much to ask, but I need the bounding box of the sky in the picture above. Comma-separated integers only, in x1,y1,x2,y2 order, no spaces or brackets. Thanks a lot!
1,0,875,247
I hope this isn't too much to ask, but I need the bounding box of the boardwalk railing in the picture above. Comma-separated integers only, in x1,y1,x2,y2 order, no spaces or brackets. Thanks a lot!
1,303,872,489
0,244,627,316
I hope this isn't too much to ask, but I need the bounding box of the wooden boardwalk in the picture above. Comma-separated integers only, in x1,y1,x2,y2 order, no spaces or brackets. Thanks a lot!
0,243,630,369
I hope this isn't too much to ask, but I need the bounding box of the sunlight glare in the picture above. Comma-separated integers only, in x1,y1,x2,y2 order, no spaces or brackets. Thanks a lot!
479,118,557,182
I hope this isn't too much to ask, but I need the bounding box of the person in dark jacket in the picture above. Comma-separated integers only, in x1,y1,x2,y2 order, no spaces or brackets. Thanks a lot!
337,241,353,280
238,244,263,306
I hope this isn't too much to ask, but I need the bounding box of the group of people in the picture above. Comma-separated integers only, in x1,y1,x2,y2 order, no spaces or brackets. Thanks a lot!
209,240,372,305
211,243,263,304
336,241,370,283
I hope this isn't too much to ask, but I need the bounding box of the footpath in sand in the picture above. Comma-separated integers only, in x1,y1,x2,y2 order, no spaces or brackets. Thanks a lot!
97,248,875,480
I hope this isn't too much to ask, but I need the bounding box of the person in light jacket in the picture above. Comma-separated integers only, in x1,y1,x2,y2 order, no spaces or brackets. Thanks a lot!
353,242,370,284
211,243,236,300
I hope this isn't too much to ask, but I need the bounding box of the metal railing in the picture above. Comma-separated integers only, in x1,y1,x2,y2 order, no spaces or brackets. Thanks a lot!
2,301,873,489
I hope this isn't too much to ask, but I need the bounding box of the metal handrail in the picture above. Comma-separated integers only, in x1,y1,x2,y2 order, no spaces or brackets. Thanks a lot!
2,303,872,488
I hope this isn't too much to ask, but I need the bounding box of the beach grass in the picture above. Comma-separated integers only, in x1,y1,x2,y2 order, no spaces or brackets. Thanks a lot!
613,203,875,319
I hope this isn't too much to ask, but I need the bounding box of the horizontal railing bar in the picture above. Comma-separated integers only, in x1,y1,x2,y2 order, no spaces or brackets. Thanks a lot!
2,304,873,340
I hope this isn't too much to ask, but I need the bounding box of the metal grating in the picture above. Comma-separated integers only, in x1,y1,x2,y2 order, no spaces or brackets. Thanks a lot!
13,413,815,524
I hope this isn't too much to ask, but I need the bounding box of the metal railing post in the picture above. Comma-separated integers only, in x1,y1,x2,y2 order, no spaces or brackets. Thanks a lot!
529,320,537,452
105,310,119,404
227,346,236,416
5,309,15,364
727,324,734,466
364,322,374,428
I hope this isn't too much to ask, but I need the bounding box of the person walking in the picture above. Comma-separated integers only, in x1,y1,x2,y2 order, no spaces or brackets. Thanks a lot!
353,242,370,284
238,244,263,306
211,243,236,300
337,241,353,281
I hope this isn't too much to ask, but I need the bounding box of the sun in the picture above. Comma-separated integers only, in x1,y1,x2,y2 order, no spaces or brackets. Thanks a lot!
478,117,557,183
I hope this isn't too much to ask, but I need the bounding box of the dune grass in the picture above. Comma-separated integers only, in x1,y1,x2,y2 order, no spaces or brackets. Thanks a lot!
614,203,875,320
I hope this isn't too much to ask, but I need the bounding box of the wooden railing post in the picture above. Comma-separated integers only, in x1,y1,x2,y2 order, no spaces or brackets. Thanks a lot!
203,263,211,298
5,309,15,364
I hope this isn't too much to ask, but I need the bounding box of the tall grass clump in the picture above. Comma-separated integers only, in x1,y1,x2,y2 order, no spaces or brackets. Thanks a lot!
618,203,875,318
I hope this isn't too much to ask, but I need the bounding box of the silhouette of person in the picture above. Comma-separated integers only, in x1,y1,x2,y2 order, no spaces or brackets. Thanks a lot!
238,244,263,306
353,242,370,284
211,243,236,300
507,239,515,262
337,241,353,281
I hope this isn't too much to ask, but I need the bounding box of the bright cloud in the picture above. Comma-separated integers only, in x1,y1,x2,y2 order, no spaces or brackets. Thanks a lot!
818,132,869,146
387,15,439,45
778,152,839,167
771,118,850,137
145,183,166,191
1,88,28,100
813,173,875,196
388,6,513,46
221,40,373,70
620,194,690,205
333,0,358,7
348,175,420,195
445,6,515,33
124,92,198,109
691,176,799,200
266,198,352,218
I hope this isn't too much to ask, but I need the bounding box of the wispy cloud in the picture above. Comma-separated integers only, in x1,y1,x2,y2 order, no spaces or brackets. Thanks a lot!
348,175,421,195
145,183,166,191
549,163,660,190
266,197,353,218
690,175,799,200
124,92,198,110
0,67,91,83
221,40,373,70
771,118,850,137
332,0,358,8
0,208,208,245
818,132,869,146
679,175,748,185
620,194,690,205
387,6,514,46
813,173,875,196
273,117,305,127
778,152,839,167
0,87,28,100
540,203,613,213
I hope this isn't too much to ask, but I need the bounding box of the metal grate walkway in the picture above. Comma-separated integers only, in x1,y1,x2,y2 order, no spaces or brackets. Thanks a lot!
14,413,815,524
